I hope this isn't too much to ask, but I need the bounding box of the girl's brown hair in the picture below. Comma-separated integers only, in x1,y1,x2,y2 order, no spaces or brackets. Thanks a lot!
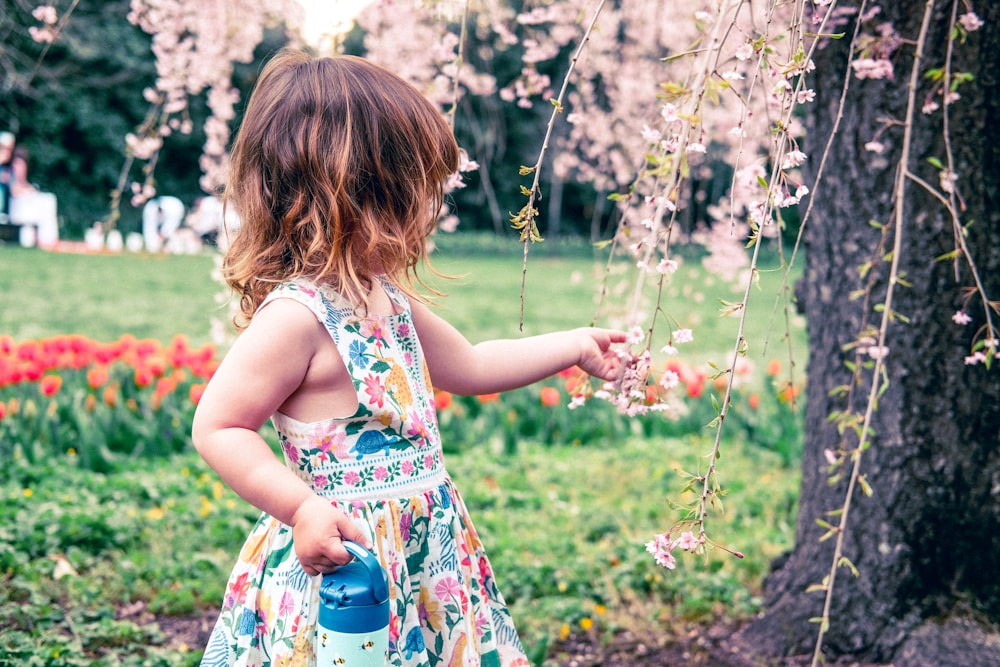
223,49,460,327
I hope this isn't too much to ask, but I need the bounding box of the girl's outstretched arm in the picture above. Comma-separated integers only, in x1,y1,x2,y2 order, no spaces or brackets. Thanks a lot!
410,299,627,396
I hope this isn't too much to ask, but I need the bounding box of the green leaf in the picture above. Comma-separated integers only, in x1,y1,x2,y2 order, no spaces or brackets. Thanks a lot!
837,556,860,577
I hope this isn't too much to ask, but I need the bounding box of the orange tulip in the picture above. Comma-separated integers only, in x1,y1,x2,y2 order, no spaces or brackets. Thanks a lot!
748,393,761,410
23,362,43,382
539,386,561,407
146,356,167,377
189,383,206,405
103,385,118,408
87,366,109,390
136,338,160,358
17,341,40,361
154,376,177,398
767,359,782,376
779,383,800,403
477,393,501,403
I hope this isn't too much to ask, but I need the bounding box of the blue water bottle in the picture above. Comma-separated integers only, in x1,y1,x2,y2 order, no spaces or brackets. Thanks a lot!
317,541,390,666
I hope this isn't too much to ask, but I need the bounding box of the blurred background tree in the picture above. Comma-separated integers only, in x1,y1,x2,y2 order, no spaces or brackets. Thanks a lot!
0,0,291,238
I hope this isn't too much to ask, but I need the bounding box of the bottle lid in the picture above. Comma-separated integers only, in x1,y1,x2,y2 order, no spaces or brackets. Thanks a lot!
318,542,389,633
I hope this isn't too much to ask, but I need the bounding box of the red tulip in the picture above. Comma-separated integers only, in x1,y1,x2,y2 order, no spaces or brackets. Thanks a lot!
434,390,453,410
40,374,63,397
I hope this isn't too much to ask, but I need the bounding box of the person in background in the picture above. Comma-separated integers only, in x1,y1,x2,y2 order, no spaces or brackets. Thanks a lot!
0,132,14,220
141,195,185,252
7,144,60,248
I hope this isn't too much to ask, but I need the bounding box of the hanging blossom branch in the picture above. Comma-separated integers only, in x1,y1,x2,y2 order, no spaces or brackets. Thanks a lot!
511,0,809,568
510,0,606,330
804,3,992,662
444,0,470,133
663,0,821,567
104,0,300,230
355,1,486,235
774,0,864,415
23,1,82,86
572,0,819,569
907,1,997,365
583,0,755,424
686,0,817,562
806,2,932,664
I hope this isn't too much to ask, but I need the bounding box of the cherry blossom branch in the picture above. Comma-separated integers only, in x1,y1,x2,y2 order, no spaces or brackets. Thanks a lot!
773,0,852,397
809,3,935,664
444,0,470,132
24,0,82,88
693,0,817,556
512,0,606,330
911,0,997,362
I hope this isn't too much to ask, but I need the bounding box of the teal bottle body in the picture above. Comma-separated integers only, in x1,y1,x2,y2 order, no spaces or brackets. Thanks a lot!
316,542,390,666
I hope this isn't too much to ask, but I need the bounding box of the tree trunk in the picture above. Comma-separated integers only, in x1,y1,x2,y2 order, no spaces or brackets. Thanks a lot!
734,3,1000,665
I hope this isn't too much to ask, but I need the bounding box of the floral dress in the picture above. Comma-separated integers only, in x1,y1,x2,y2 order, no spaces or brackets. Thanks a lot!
200,279,528,667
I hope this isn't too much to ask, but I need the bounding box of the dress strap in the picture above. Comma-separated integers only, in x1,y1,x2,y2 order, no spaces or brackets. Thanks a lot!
259,280,328,324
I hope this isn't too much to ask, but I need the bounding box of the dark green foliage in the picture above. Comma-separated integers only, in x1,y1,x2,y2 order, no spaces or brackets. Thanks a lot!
0,1,291,239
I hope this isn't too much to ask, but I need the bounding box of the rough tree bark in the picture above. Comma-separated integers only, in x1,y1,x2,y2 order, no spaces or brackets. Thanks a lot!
733,2,1000,666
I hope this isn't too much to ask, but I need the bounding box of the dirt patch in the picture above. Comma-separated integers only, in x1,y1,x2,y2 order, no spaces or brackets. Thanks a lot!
539,619,891,667
156,612,218,651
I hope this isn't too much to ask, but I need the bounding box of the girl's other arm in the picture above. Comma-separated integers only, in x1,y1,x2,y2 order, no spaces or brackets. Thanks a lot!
410,299,626,396
191,299,368,573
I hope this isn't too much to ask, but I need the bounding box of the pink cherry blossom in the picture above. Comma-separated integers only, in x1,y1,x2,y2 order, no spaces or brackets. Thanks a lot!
645,533,677,569
659,370,680,390
672,328,694,344
959,12,983,32
851,58,894,80
952,311,973,325
32,5,58,24
676,531,699,551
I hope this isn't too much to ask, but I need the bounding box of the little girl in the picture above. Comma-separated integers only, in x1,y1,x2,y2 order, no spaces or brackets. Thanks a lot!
192,49,625,667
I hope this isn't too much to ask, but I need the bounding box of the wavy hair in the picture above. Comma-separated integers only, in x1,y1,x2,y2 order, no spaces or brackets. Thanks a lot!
222,49,460,327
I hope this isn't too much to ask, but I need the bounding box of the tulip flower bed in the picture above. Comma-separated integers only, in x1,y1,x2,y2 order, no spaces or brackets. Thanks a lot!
0,333,217,473
1,326,804,476
436,358,804,467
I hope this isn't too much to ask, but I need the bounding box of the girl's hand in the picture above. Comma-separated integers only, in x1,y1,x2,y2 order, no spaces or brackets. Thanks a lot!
290,495,372,576
575,327,628,382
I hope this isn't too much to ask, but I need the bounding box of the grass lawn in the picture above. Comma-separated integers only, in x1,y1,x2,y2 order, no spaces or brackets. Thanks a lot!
0,237,804,665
